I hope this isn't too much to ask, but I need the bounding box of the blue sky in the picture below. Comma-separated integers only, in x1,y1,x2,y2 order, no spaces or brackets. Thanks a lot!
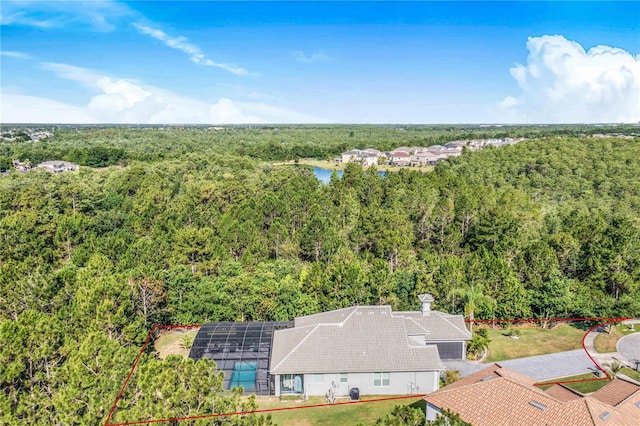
1,1,639,124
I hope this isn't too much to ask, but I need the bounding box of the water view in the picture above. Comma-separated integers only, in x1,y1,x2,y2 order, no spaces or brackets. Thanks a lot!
313,167,386,184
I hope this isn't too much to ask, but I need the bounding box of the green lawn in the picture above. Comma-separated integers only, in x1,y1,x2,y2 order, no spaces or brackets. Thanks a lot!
620,368,640,382
485,324,585,362
255,395,424,425
594,323,640,353
545,373,610,394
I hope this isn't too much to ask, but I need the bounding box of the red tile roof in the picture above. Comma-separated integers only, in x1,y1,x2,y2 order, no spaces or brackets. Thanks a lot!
425,365,640,426
591,377,640,406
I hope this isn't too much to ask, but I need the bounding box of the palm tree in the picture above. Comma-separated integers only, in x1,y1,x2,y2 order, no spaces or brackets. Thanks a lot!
606,360,623,379
450,283,495,333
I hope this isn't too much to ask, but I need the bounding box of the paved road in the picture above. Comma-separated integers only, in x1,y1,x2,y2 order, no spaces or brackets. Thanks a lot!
618,333,640,368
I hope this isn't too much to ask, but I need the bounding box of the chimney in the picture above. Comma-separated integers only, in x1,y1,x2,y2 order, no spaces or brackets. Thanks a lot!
418,294,434,316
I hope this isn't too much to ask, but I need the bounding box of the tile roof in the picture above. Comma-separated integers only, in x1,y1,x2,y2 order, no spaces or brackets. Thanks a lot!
425,365,640,426
270,305,468,374
591,377,640,406
544,384,584,402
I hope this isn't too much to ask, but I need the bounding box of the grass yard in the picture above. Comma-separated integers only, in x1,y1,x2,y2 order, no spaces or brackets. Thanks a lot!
254,395,424,425
620,368,640,383
545,373,610,394
485,323,585,362
154,328,200,359
593,323,639,353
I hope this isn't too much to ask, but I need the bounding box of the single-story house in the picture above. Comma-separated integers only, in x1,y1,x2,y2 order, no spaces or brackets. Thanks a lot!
425,363,640,425
269,294,471,397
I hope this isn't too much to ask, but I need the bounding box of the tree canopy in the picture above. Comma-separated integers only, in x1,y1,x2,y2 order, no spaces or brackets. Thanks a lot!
1,125,639,423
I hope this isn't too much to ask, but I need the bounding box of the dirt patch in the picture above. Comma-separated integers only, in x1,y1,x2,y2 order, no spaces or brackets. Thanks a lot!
154,328,199,360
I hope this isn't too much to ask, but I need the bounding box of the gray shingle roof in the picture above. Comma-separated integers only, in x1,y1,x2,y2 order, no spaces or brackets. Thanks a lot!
270,306,468,374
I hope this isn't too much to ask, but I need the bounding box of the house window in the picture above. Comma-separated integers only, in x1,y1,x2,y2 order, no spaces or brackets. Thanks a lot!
313,374,324,384
374,372,390,387
340,373,348,383
280,374,304,394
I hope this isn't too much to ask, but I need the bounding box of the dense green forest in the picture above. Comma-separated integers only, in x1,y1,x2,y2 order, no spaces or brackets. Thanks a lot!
1,125,639,424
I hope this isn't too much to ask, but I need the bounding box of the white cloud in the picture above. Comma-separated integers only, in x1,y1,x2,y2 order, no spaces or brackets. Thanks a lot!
41,62,105,87
0,0,133,31
293,50,332,63
498,35,640,123
0,92,97,123
0,51,32,59
133,22,253,76
5,62,321,124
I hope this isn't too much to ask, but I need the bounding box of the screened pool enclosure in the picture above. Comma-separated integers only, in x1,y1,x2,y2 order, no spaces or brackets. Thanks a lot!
189,321,293,395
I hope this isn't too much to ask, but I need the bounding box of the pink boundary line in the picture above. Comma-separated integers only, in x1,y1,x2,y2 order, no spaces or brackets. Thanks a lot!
104,317,631,426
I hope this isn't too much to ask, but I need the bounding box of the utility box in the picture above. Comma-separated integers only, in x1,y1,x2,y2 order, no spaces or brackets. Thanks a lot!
349,388,360,401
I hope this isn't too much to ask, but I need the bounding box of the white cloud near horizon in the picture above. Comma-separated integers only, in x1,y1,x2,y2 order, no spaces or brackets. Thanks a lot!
133,22,253,76
2,62,322,124
499,35,640,123
1,93,99,124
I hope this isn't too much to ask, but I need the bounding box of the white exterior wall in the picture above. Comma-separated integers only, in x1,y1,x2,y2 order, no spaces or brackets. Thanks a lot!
362,156,377,167
275,371,440,397
425,402,442,422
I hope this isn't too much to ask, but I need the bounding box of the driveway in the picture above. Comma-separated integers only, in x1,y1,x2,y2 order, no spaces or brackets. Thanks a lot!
492,349,597,381
618,333,640,368
444,349,598,382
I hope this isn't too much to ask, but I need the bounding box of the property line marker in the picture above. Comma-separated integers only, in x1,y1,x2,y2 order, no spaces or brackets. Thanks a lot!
104,317,631,425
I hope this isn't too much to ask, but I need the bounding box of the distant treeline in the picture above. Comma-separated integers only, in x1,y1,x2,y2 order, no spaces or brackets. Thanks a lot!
2,124,638,168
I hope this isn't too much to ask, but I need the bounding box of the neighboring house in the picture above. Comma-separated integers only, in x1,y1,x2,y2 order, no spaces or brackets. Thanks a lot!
360,152,379,167
12,160,32,172
269,294,471,397
37,161,79,173
445,141,466,149
341,150,361,163
340,149,381,166
30,131,53,141
426,144,446,153
390,150,411,166
441,147,462,158
411,150,444,166
424,364,640,425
